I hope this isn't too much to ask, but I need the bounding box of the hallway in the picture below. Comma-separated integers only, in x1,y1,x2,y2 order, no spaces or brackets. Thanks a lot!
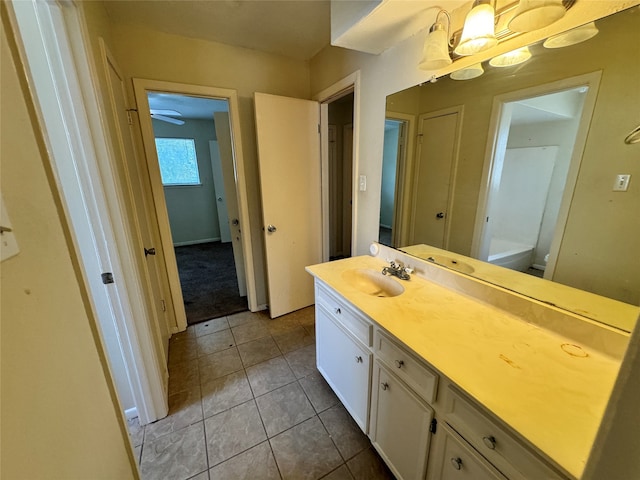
128,308,395,480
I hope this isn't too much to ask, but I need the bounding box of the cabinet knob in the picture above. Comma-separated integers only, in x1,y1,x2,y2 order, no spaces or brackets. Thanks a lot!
450,457,463,470
355,355,363,363
334,307,341,315
482,436,496,450
381,382,389,391
394,359,404,369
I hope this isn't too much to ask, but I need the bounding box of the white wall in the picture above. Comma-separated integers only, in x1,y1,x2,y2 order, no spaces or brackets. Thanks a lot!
491,146,558,251
152,118,222,245
1,19,136,479
507,119,582,266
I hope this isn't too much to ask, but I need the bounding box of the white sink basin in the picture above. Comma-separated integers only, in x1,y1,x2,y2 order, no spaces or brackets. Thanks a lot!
426,255,475,274
342,268,405,298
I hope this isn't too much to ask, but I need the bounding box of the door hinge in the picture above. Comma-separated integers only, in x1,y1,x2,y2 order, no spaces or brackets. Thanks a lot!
126,108,137,125
161,299,166,312
101,272,114,284
417,133,423,145
429,418,437,434
318,124,321,134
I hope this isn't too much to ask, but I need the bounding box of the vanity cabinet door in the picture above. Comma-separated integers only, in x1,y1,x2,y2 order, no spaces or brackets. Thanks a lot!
428,423,507,480
316,304,371,432
370,361,434,480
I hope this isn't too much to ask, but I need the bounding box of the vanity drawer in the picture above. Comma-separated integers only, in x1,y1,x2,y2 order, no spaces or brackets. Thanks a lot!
445,388,567,480
428,423,507,480
374,329,438,404
316,282,372,346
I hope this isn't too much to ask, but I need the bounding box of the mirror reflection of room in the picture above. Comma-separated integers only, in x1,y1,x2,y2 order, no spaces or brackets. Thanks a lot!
384,6,639,309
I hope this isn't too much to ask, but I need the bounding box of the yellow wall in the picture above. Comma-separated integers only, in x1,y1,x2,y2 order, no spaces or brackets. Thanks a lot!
100,20,312,308
0,18,136,480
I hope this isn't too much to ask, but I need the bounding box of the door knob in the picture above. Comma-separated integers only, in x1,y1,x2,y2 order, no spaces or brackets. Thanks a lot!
267,224,277,233
144,247,156,257
436,212,445,219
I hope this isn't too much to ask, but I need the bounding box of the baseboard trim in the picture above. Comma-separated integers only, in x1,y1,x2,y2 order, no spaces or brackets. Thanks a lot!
173,237,221,247
124,407,138,420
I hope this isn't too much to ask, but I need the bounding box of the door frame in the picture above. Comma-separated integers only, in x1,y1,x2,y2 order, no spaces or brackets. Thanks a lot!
471,71,602,278
384,111,416,247
133,79,258,319
314,71,361,262
8,0,168,426
411,105,464,250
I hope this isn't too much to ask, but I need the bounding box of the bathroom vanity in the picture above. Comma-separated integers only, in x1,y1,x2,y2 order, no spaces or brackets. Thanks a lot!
306,244,629,480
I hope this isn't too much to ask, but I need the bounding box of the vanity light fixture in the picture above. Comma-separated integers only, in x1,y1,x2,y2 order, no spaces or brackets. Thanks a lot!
454,0,498,56
508,0,566,33
543,22,599,48
418,9,453,70
624,125,640,145
450,63,485,80
489,46,532,67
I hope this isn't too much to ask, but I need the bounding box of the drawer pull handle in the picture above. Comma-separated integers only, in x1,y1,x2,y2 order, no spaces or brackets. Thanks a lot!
334,307,341,315
381,382,389,391
355,355,363,363
394,359,404,369
482,435,496,450
450,457,463,470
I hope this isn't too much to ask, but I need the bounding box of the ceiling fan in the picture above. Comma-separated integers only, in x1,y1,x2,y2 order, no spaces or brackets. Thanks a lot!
150,109,185,125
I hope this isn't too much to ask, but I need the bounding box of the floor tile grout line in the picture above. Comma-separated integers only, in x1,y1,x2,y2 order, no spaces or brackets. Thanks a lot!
151,309,327,480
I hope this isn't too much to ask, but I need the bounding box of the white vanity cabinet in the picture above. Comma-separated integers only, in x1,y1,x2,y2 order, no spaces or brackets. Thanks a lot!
369,329,439,480
312,275,572,480
315,282,372,432
370,361,434,480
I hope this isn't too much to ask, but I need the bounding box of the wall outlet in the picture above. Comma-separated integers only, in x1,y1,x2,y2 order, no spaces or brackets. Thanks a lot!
613,174,631,192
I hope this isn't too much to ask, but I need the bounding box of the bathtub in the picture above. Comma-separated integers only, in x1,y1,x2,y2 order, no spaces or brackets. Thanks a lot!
488,238,534,272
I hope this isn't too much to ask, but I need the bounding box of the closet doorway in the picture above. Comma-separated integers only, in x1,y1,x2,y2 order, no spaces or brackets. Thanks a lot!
327,92,354,260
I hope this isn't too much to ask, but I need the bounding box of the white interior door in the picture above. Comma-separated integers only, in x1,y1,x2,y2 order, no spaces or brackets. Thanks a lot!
214,112,247,297
410,111,459,249
209,141,232,243
254,93,322,318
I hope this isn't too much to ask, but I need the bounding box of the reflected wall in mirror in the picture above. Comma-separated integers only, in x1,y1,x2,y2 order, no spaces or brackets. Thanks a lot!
381,6,639,329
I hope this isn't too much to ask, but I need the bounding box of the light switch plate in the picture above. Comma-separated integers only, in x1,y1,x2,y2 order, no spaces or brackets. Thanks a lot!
0,193,20,262
613,174,631,192
359,175,367,192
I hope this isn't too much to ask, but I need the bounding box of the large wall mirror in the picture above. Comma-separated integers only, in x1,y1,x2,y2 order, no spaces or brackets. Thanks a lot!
381,5,639,332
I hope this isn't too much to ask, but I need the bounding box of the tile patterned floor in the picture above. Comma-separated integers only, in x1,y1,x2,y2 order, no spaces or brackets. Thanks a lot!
128,307,395,480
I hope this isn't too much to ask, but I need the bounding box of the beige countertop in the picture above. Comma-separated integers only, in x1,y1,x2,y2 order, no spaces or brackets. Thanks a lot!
306,255,624,479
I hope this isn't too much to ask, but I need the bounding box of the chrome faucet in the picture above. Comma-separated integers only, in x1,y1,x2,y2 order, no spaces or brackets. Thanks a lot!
382,260,413,281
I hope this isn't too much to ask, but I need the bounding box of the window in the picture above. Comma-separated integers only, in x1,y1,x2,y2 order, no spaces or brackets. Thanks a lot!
155,138,201,186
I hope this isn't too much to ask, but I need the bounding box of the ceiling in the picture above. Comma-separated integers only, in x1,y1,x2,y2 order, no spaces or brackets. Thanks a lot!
148,93,229,120
102,0,332,61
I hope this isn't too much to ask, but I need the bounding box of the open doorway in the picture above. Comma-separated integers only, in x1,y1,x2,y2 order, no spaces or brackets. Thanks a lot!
327,92,354,260
148,93,247,324
477,82,596,279
134,80,257,327
379,118,406,247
